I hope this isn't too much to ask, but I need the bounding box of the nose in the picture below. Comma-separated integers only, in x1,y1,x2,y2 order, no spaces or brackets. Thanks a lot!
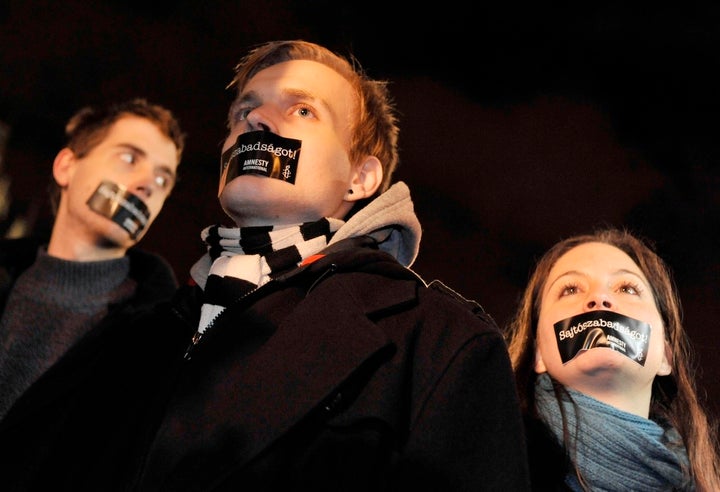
246,107,276,133
129,165,159,200
586,296,612,310
131,182,152,200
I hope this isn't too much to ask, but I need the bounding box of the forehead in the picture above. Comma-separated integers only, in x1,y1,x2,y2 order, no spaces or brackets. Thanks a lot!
242,60,356,107
550,242,640,276
101,115,162,142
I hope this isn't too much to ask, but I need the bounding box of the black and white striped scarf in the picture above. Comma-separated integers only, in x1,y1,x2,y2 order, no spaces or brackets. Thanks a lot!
197,218,344,333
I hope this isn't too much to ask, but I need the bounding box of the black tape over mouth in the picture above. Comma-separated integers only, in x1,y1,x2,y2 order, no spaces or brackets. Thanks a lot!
581,327,610,350
218,130,302,195
553,310,652,366
86,181,150,240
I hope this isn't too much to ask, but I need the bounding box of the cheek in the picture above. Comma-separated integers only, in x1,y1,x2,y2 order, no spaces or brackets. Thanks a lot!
223,128,242,150
73,177,102,204
535,320,558,358
144,196,168,222
629,307,665,346
535,309,569,369
536,311,557,345
67,165,95,190
302,137,350,169
647,318,668,359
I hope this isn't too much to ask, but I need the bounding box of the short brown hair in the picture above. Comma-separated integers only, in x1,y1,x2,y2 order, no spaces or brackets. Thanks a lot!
49,98,186,213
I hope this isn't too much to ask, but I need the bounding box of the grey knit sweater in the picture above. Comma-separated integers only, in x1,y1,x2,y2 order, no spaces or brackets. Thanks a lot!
0,248,136,418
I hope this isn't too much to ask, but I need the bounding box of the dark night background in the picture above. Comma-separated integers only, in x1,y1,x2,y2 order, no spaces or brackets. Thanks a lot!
2,2,719,419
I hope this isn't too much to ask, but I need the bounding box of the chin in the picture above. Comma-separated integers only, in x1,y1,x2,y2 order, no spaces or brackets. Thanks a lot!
221,174,277,198
570,348,634,374
104,224,139,249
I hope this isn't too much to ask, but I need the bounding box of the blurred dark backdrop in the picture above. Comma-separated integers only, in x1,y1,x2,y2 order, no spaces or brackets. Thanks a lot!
2,1,719,418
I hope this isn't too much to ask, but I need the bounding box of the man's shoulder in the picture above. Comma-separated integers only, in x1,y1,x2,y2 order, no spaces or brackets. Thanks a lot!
0,235,42,255
126,246,170,264
421,279,498,328
0,236,42,271
126,247,179,293
313,245,499,330
0,237,44,311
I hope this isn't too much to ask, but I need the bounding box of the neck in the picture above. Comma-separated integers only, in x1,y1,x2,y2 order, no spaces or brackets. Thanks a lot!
48,208,130,261
47,227,127,261
566,378,652,418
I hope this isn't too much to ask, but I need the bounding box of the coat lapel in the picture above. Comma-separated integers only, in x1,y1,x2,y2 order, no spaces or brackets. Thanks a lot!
158,270,419,486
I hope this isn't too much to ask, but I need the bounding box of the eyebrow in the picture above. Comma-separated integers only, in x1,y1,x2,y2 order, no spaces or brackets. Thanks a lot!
546,268,646,292
545,270,583,294
228,92,257,118
116,142,146,156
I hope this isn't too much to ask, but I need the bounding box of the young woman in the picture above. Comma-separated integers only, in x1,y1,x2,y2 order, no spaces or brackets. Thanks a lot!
506,227,720,491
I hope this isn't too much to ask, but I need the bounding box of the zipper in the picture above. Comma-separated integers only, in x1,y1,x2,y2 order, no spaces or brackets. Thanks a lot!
306,263,337,294
183,283,262,360
182,257,339,360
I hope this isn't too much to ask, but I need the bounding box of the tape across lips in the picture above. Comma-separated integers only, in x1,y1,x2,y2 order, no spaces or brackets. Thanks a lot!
86,180,150,240
218,130,302,195
552,310,652,366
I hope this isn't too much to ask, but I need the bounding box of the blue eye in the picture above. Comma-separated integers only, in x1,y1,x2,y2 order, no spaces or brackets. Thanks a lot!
232,106,252,122
296,105,314,118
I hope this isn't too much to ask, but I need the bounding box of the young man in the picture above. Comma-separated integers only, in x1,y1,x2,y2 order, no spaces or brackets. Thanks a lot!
0,98,186,488
133,40,530,491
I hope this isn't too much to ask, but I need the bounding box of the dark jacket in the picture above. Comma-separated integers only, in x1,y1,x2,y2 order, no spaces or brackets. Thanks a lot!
132,243,531,491
523,414,572,491
0,237,189,492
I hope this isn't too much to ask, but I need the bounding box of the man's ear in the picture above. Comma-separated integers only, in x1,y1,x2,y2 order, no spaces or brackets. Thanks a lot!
657,339,673,376
346,155,382,201
53,148,76,187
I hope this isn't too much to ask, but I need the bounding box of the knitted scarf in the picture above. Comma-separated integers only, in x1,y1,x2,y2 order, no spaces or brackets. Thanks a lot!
534,373,693,491
195,218,344,334
190,181,422,336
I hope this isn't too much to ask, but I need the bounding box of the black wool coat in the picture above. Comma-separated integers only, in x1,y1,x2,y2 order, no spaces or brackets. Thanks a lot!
0,237,188,492
132,243,531,492
523,414,573,491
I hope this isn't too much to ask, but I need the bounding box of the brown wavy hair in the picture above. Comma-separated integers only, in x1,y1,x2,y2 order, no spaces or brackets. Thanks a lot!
506,227,720,490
